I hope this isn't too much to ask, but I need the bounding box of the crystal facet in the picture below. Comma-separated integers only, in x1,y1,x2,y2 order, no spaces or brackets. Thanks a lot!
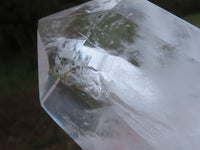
38,0,200,149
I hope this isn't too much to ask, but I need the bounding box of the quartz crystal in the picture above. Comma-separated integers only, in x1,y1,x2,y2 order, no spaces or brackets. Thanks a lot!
38,0,200,149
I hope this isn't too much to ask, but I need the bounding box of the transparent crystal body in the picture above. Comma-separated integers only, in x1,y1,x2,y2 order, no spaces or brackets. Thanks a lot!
38,0,200,149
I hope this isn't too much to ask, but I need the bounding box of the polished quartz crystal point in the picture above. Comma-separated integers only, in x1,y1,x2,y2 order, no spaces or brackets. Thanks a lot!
38,0,200,149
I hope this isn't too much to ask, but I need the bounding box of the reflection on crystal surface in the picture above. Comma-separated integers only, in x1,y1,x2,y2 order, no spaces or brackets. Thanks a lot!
38,0,200,149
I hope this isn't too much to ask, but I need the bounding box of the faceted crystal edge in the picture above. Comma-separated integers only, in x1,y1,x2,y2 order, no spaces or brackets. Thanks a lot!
39,0,122,22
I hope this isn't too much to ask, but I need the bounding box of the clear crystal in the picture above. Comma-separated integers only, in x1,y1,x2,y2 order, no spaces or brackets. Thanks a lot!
38,0,200,149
